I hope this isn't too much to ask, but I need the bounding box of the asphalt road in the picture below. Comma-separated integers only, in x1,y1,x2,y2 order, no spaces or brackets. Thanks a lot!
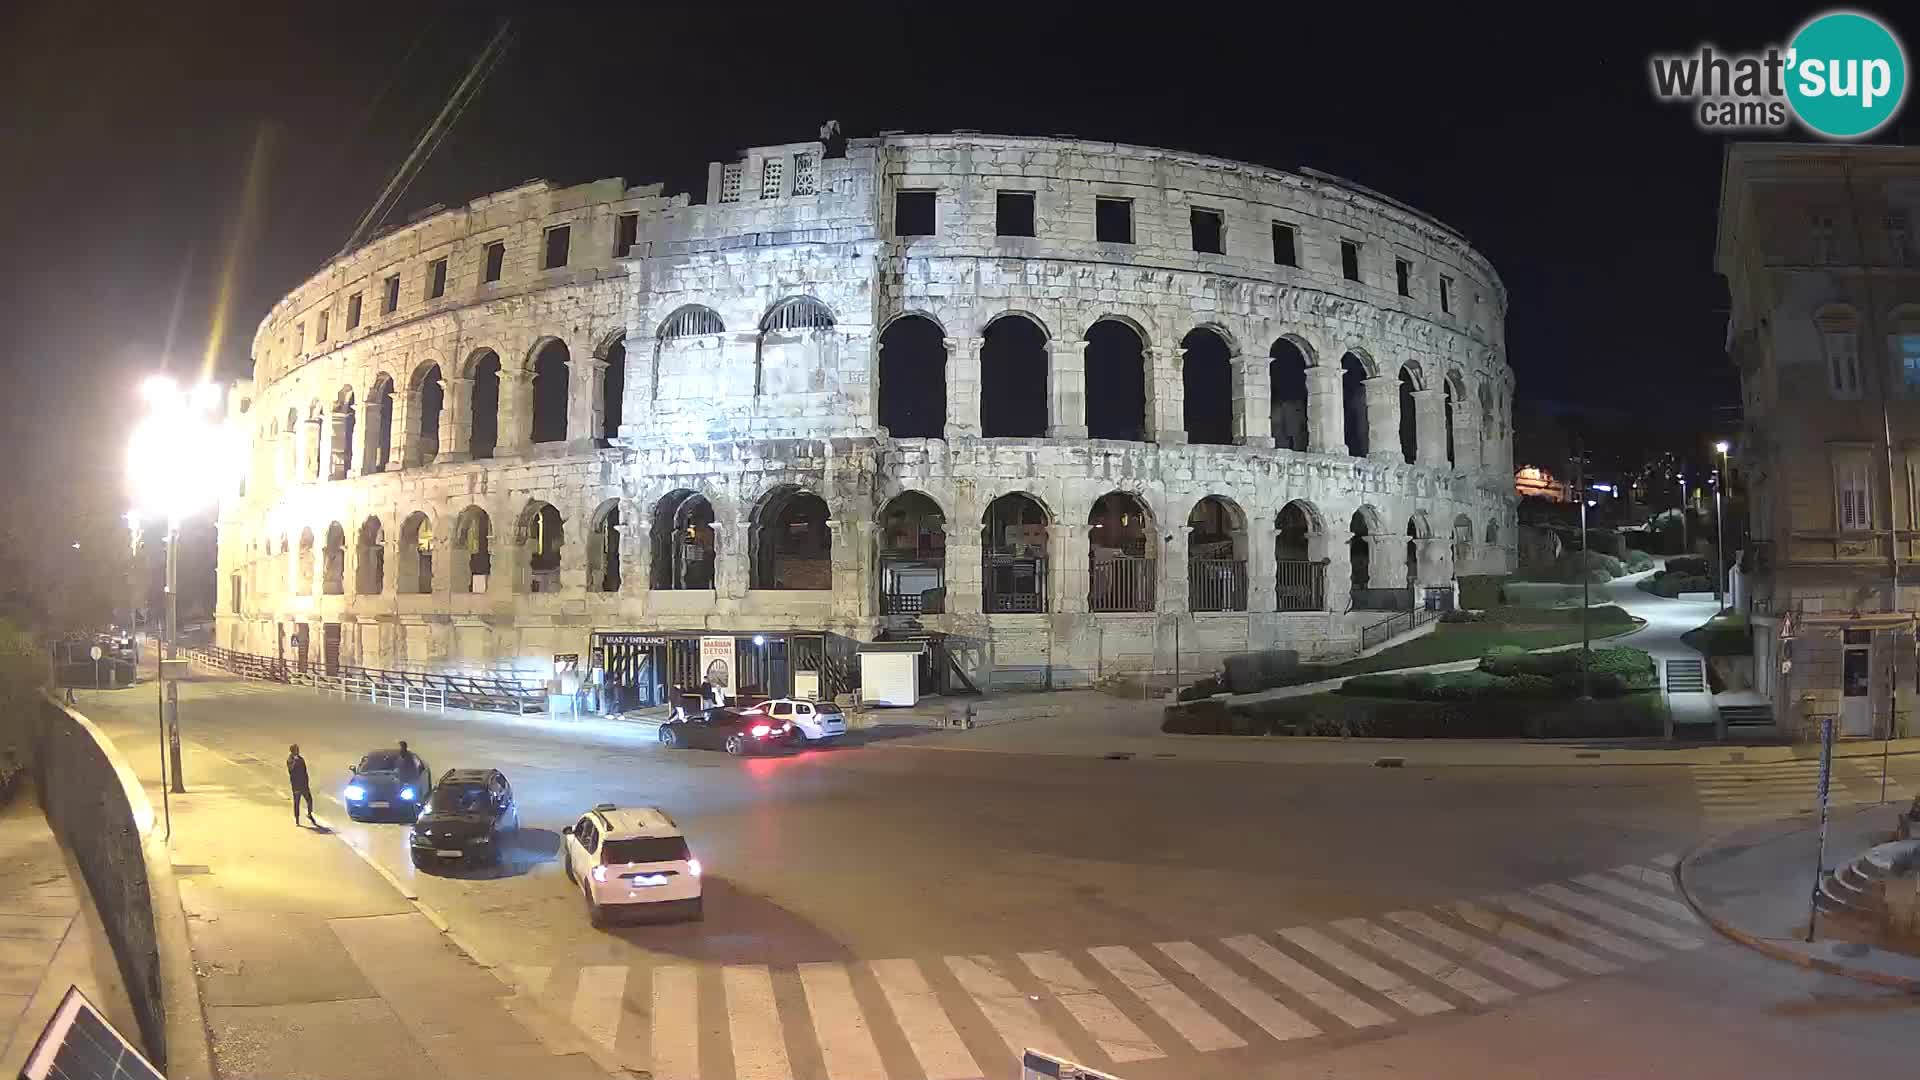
76,679,1920,1079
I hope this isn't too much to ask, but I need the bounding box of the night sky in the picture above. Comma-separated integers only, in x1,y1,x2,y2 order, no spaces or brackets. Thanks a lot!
2,1,1912,544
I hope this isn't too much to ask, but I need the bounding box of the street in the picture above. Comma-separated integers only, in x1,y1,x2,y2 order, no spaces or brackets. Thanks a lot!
76,678,1920,1079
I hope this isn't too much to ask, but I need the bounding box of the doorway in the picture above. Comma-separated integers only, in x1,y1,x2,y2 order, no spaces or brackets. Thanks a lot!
1841,629,1873,737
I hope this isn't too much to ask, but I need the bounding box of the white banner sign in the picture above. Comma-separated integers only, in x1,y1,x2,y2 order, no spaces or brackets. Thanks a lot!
699,635,736,699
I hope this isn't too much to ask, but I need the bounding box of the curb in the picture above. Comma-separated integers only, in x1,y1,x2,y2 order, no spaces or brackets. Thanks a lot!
1676,825,1920,994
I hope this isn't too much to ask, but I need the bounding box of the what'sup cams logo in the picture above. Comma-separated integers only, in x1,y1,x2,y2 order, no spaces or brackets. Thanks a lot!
1650,9,1908,138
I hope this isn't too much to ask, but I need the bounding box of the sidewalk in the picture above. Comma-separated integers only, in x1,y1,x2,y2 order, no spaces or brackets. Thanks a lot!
1680,804,1920,989
0,789,139,1076
69,691,608,1080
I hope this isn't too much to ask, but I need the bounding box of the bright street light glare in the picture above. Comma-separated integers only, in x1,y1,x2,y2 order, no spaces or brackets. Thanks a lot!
126,378,242,523
1714,440,1730,454
1591,483,1614,493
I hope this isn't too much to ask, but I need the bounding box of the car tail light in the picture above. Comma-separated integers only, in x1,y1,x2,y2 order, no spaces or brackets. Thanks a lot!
687,858,702,877
592,866,607,883
751,724,772,737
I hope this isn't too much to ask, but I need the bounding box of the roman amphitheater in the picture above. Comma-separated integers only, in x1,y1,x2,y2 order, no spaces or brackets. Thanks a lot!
214,131,1516,708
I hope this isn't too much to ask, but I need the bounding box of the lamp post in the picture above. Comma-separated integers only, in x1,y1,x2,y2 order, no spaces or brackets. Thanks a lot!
1713,441,1730,612
1677,473,1690,555
126,376,237,796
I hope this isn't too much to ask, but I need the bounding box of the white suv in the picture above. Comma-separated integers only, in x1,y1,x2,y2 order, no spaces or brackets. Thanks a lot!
759,698,848,743
562,804,702,925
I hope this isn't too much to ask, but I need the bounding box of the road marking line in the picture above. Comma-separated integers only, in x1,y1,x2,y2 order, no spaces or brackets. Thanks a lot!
1647,853,1680,868
1487,894,1663,962
1530,884,1704,950
1450,901,1619,975
946,955,1071,1061
1330,918,1512,1005
1086,945,1244,1052
1574,874,1705,924
800,962,888,1080
1217,934,1392,1029
1277,926,1452,1016
1385,910,1566,990
1608,864,1678,893
1154,940,1320,1042
723,965,793,1080
871,958,982,1080
651,966,700,1080
570,965,626,1051
1019,951,1164,1063
509,964,553,999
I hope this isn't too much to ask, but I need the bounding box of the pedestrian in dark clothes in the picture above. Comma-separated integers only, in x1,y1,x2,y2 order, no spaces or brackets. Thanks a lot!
287,743,316,826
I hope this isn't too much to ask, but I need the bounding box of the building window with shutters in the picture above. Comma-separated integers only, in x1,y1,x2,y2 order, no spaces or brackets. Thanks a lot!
1820,314,1861,399
1894,328,1920,396
1837,456,1873,532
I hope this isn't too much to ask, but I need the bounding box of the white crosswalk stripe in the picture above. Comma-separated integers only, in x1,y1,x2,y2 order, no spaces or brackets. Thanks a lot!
1219,934,1392,1029
512,860,1715,1079
871,958,981,1080
1087,945,1245,1052
799,962,888,1080
1331,918,1513,1004
1385,909,1567,990
1155,940,1321,1042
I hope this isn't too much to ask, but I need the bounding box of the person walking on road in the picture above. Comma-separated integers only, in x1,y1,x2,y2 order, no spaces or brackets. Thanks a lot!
287,743,317,827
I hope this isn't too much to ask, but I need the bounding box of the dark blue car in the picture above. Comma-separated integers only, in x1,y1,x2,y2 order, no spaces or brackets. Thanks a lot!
343,749,432,822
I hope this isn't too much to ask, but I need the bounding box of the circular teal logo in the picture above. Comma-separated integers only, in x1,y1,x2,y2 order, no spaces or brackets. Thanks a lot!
1786,11,1908,138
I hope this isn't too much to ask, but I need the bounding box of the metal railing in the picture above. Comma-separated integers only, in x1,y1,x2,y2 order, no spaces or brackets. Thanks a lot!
1188,559,1247,612
1090,556,1156,613
1358,607,1441,651
1275,559,1327,612
185,645,544,714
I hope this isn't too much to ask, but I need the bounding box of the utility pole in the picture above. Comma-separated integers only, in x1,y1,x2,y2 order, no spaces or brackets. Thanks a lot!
166,523,184,794
1577,438,1592,701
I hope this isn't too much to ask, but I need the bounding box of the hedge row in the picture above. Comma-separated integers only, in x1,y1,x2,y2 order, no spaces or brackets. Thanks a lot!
1333,646,1656,702
1162,692,1666,739
1638,571,1715,598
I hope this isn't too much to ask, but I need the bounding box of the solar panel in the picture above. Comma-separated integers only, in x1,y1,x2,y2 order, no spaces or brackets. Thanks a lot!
17,985,164,1080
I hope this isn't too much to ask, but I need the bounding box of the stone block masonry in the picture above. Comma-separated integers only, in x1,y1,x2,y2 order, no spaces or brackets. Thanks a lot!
217,132,1517,685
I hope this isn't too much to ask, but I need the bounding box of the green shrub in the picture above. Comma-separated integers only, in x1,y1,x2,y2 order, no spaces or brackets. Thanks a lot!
1341,673,1414,696
1623,549,1655,572
1457,574,1508,610
1551,670,1629,698
1666,555,1710,577
1439,609,1488,624
1641,571,1715,598
1176,692,1668,739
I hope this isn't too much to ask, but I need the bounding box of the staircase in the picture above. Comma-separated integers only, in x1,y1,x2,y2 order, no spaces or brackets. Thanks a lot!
1816,839,1920,920
1665,658,1708,693
1717,703,1774,728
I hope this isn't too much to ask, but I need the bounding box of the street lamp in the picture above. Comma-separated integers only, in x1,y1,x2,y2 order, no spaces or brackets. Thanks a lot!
1713,440,1731,612
126,375,239,794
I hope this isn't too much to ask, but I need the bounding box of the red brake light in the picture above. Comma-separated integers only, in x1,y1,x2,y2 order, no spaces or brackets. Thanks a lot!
751,724,772,737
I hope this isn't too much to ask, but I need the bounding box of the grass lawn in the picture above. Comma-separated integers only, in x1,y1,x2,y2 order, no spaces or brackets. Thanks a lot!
1326,605,1640,677
1682,611,1752,657
1166,689,1668,739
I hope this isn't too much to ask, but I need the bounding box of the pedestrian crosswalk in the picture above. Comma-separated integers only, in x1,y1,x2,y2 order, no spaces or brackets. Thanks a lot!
1687,757,1917,825
502,856,1707,1079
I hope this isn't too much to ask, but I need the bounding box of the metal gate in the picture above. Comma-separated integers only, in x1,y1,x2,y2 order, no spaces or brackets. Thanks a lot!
322,623,342,675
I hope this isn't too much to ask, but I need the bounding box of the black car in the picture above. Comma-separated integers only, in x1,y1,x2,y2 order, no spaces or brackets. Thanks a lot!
410,769,519,869
657,706,793,755
343,749,432,821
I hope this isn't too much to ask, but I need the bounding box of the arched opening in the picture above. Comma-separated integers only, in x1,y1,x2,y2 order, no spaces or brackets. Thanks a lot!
306,404,323,479
650,491,717,590
1486,519,1500,546
355,517,385,594
588,501,622,593
522,502,564,593
751,488,832,590
1085,319,1147,441
878,492,946,614
530,340,570,444
980,315,1048,437
367,375,395,472
1349,510,1371,590
1275,501,1328,610
1398,367,1418,464
329,391,356,480
1089,491,1155,612
601,339,625,442
1186,496,1246,611
1269,339,1309,450
322,522,346,595
1182,328,1234,445
415,364,443,465
877,315,947,438
1479,382,1496,441
1452,514,1474,575
399,512,433,594
296,528,314,595
1406,514,1432,591
1341,353,1369,456
1443,377,1458,465
453,507,492,593
982,493,1049,612
757,297,836,398
469,351,501,459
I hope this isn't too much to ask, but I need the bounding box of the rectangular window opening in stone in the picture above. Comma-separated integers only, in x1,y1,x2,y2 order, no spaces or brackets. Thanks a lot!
895,190,936,237
317,309,330,343
1191,207,1223,254
382,274,400,315
427,257,448,299
719,163,743,203
760,158,783,199
615,212,639,257
791,152,816,196
295,322,305,352
1272,221,1297,266
1395,258,1411,297
1096,197,1132,244
1341,239,1361,282
996,190,1035,237
483,241,505,283
1439,274,1453,313
543,224,571,270
346,292,362,330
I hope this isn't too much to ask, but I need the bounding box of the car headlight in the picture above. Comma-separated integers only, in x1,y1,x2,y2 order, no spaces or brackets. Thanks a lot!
399,787,416,801
471,835,491,843
345,785,366,801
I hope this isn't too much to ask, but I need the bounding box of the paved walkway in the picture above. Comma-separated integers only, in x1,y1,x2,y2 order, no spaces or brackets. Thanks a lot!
0,789,139,1077
1600,567,1722,729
